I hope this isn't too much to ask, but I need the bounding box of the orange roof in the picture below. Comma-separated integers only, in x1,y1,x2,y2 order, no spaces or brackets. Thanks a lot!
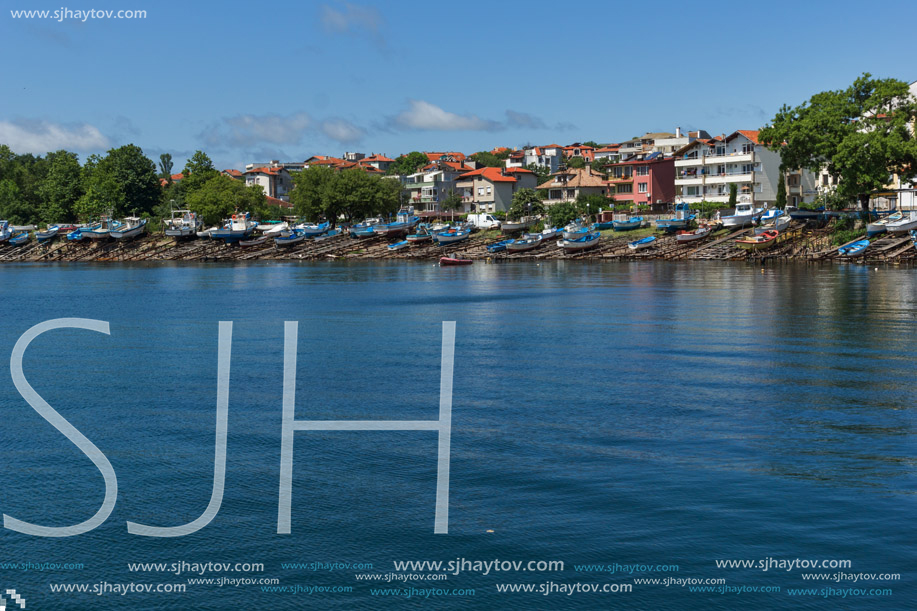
490,147,511,155
425,151,466,162
363,153,394,162
735,130,759,144
504,167,534,175
457,167,518,183
594,145,620,152
246,166,281,175
265,195,293,209
222,169,243,177
171,173,184,181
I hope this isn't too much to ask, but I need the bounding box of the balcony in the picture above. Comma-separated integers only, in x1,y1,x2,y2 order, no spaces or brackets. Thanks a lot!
674,175,703,186
704,152,754,165
705,172,753,185
607,175,633,182
675,157,702,167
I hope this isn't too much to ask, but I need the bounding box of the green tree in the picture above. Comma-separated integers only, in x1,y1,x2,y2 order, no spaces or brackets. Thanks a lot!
565,157,586,169
77,145,160,217
291,167,401,224
38,150,82,223
159,153,173,180
759,73,917,210
290,166,336,220
524,163,552,186
185,175,265,225
181,150,219,193
728,183,738,207
439,189,463,220
468,151,504,168
582,141,600,149
575,193,611,219
508,188,544,219
0,179,35,225
776,172,787,209
387,151,429,176
75,154,125,220
547,201,578,228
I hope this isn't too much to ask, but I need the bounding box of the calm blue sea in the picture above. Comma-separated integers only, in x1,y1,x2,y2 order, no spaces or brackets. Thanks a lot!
0,261,913,610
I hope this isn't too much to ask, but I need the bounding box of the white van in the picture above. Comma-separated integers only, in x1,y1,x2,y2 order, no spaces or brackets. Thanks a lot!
467,213,501,230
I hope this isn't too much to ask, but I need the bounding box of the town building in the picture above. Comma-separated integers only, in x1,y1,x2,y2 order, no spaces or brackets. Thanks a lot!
607,154,676,211
245,166,294,201
402,161,476,212
562,144,595,162
455,167,537,213
505,144,563,172
537,165,609,205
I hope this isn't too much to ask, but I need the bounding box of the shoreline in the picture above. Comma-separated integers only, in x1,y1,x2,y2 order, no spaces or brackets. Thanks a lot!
1,225,914,264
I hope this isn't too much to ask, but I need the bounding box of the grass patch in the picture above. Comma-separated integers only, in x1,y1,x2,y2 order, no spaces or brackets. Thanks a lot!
832,228,866,246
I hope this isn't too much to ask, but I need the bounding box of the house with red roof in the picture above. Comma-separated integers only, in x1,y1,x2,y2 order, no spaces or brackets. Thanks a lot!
424,151,466,163
222,169,244,179
505,144,563,172
606,155,675,211
245,166,293,201
455,167,538,213
360,153,395,172
673,130,785,207
402,160,477,212
562,144,595,162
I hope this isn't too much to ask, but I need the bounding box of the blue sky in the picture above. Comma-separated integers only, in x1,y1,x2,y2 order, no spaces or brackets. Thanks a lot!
1,0,914,171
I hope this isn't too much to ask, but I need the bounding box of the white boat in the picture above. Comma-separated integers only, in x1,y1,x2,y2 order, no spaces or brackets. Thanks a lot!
754,214,791,235
82,216,122,240
867,211,902,237
295,221,330,237
613,216,643,231
720,202,764,228
274,231,305,247
197,226,217,239
262,222,290,237
501,217,535,232
563,219,591,240
164,210,202,238
675,227,712,243
110,217,147,241
628,236,657,250
211,213,257,243
886,211,917,234
558,232,601,252
0,220,11,242
433,227,471,244
387,240,410,251
36,225,60,243
538,227,562,240
505,233,543,252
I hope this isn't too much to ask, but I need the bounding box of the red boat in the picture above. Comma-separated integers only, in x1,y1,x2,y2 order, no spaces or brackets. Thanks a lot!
439,256,473,266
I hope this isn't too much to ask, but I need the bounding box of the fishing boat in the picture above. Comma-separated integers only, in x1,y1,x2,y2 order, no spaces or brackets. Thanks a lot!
35,225,60,243
164,210,203,238
0,220,13,243
613,216,643,231
505,233,543,252
720,202,764,228
273,231,305,247
67,228,86,241
563,219,592,240
110,217,147,241
211,213,256,243
486,239,515,253
82,217,122,240
539,226,562,240
9,231,30,246
406,224,433,243
591,220,615,230
655,204,695,232
500,217,534,233
261,222,290,238
239,235,270,248
885,211,917,234
838,239,870,257
387,240,410,251
754,213,792,235
787,206,825,221
439,256,473,266
675,226,712,243
735,229,779,251
295,221,330,237
628,235,657,250
866,211,902,237
559,231,601,252
433,227,471,245
373,207,419,238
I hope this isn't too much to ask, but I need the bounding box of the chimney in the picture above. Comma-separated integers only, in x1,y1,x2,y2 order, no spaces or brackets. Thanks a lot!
675,127,682,138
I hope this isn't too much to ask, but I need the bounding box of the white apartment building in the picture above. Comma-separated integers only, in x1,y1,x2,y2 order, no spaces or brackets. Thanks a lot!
673,130,782,206
505,144,563,172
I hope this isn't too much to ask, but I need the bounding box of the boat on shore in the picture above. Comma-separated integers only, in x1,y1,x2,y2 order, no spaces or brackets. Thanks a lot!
559,231,601,252
262,222,289,238
886,211,917,234
439,256,473,266
387,240,410,251
35,225,60,243
82,217,122,240
0,220,13,243
655,204,695,232
838,239,870,257
373,207,419,238
720,202,764,228
755,213,791,235
274,231,305,247
500,217,534,233
433,227,471,245
628,235,656,250
486,239,515,253
613,216,643,231
866,211,902,237
591,220,614,230
9,231,30,246
211,213,256,243
111,217,147,241
164,210,202,239
787,206,825,221
239,235,270,248
295,221,330,237
910,229,917,251
735,229,779,251
676,226,712,243
505,233,543,252
406,224,433,243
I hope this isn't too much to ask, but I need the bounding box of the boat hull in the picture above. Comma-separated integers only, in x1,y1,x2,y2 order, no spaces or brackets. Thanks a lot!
628,236,656,250
439,257,473,266
675,228,711,243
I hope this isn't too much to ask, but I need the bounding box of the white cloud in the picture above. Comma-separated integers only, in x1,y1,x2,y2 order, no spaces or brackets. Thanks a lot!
321,119,365,143
0,119,109,154
506,110,547,130
200,112,312,148
320,2,383,35
393,100,501,131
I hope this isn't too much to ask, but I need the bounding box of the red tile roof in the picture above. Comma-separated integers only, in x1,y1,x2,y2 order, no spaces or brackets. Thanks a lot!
425,151,467,162
246,166,281,175
222,169,243,177
735,130,760,144
504,167,534,175
265,195,293,209
457,167,518,183
363,154,394,162
171,173,184,181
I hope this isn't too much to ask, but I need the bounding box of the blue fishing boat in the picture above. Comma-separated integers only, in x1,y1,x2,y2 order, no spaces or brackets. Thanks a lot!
558,231,601,253
9,231,30,246
433,227,471,245
628,235,657,250
373,207,419,238
486,239,515,253
67,228,87,241
563,219,591,240
655,204,695,232
36,225,60,243
81,216,122,240
274,230,305,247
591,221,614,230
613,217,643,231
211,213,256,243
0,220,11,243
295,221,330,237
406,224,432,243
387,240,410,251
838,239,870,257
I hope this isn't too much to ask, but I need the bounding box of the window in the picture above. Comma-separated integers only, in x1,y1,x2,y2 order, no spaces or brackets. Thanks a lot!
715,146,725,156
550,189,562,200
822,175,829,186
617,183,633,194
486,186,492,195
742,143,754,154
638,183,648,193
636,165,648,176
686,186,700,197
742,164,754,174
477,187,484,195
